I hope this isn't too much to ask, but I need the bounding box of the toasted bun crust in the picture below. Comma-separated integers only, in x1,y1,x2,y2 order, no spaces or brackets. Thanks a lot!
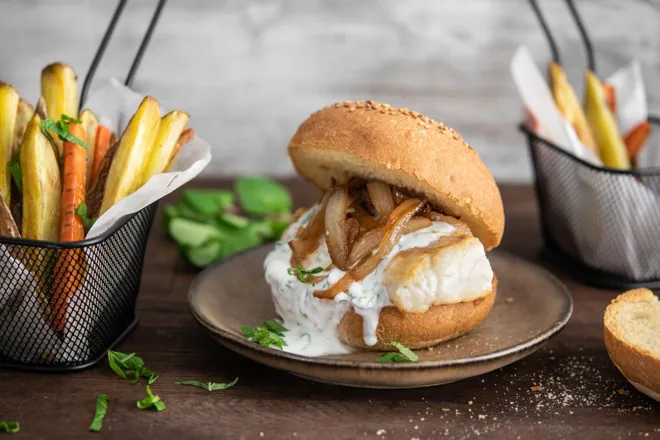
604,289,660,402
338,279,497,350
288,101,504,250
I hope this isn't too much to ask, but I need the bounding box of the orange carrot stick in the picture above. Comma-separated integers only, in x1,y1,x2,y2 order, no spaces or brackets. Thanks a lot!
624,120,651,161
91,124,112,182
50,123,87,332
603,83,617,115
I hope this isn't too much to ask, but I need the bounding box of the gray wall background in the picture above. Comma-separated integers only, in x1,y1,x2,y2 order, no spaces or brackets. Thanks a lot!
1,0,658,182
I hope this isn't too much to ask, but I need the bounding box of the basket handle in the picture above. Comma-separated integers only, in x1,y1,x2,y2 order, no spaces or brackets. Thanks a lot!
79,0,168,110
527,0,596,73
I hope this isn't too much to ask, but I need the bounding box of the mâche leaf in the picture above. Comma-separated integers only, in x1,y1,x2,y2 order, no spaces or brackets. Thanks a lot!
235,177,292,216
0,421,19,434
7,159,21,193
88,394,108,432
376,341,419,363
242,320,288,349
175,377,238,391
76,203,97,230
287,265,323,283
136,386,165,411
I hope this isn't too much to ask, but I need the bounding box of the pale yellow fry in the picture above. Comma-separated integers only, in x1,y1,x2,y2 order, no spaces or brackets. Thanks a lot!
100,96,160,215
140,110,189,186
20,114,61,241
0,82,19,206
549,62,598,155
79,109,98,181
13,99,34,159
584,70,630,170
41,63,79,157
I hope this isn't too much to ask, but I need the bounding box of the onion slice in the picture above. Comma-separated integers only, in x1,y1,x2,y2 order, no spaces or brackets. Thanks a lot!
423,211,472,236
345,217,360,250
366,181,394,219
324,186,350,270
351,204,378,231
289,191,331,264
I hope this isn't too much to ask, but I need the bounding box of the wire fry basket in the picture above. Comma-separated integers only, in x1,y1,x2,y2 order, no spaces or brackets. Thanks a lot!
522,0,660,289
0,0,166,371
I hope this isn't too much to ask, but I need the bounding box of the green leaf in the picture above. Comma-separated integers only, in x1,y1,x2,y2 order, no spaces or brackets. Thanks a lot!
184,240,223,268
0,421,19,434
181,190,234,216
107,351,127,379
76,203,98,231
175,377,238,391
287,265,323,283
240,326,255,338
107,351,157,386
88,394,108,432
61,114,82,124
7,159,21,193
376,341,419,363
168,218,222,248
218,212,249,229
136,386,165,411
264,319,287,336
242,321,288,350
40,116,87,150
235,177,292,216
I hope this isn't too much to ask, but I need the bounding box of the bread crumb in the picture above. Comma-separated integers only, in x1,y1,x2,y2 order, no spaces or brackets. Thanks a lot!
531,385,543,392
376,429,386,436
468,400,473,405
505,297,514,303
617,388,626,395
260,433,264,437
442,408,450,412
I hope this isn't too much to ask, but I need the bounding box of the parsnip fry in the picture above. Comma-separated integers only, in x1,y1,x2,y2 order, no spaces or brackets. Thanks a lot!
35,96,48,120
0,83,19,207
41,63,79,157
0,189,20,238
13,99,34,159
549,62,597,155
584,70,630,170
99,96,160,215
164,128,195,172
20,114,61,241
79,109,98,181
140,110,189,185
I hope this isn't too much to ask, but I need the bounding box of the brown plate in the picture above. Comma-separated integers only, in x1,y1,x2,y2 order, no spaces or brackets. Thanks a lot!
188,245,572,389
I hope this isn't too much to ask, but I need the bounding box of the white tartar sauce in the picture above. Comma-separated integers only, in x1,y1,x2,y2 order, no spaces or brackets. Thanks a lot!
263,206,493,356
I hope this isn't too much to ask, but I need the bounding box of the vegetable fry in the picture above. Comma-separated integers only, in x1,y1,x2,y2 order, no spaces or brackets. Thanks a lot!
0,189,20,238
603,82,617,114
164,128,194,172
584,70,630,170
40,63,78,156
86,141,119,218
90,124,112,183
79,109,98,181
20,114,61,241
624,120,651,161
13,99,34,159
0,82,19,207
35,96,47,120
50,123,87,332
548,62,597,155
100,96,160,215
141,111,189,185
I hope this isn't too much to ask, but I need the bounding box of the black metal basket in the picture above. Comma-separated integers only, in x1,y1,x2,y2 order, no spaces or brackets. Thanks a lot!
522,0,660,289
0,0,167,371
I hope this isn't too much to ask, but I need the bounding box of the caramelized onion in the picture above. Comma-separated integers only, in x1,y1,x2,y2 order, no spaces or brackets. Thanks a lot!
314,272,354,300
366,181,394,219
325,186,350,270
350,204,378,231
345,217,360,250
289,192,331,264
393,188,409,205
423,211,472,236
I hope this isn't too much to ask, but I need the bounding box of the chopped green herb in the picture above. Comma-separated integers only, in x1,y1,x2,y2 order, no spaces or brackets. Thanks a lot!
88,394,108,432
136,386,165,411
76,203,97,230
7,159,21,193
242,320,288,350
107,351,158,385
218,212,249,229
287,265,323,283
0,421,19,434
376,341,419,363
175,377,238,391
40,114,87,150
235,177,292,216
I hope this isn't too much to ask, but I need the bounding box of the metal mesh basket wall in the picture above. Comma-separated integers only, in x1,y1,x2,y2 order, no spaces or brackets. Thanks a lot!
0,203,157,371
523,118,660,289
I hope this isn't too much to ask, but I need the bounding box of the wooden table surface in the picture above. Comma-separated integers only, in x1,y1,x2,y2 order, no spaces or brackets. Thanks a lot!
1,181,658,440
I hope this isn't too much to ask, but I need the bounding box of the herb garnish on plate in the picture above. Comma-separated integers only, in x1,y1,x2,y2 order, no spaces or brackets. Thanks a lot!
376,341,419,363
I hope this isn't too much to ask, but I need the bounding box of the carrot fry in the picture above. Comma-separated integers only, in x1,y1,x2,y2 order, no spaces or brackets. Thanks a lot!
91,125,112,183
603,82,617,115
50,123,87,332
624,121,651,161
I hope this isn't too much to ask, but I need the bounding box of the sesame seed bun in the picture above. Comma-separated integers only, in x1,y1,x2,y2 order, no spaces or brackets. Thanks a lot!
604,289,660,402
288,100,504,250
338,279,497,350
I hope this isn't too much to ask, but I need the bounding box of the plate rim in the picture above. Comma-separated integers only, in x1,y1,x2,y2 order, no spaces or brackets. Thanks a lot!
188,245,573,370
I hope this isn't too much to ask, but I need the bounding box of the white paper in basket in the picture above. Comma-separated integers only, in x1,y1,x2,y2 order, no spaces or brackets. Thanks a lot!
0,79,211,363
511,46,660,280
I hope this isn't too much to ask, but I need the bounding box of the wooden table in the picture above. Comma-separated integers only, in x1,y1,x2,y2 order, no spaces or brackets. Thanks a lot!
1,181,658,440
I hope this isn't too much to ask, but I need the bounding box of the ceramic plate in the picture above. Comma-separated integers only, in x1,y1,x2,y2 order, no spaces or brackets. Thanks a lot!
188,245,572,389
